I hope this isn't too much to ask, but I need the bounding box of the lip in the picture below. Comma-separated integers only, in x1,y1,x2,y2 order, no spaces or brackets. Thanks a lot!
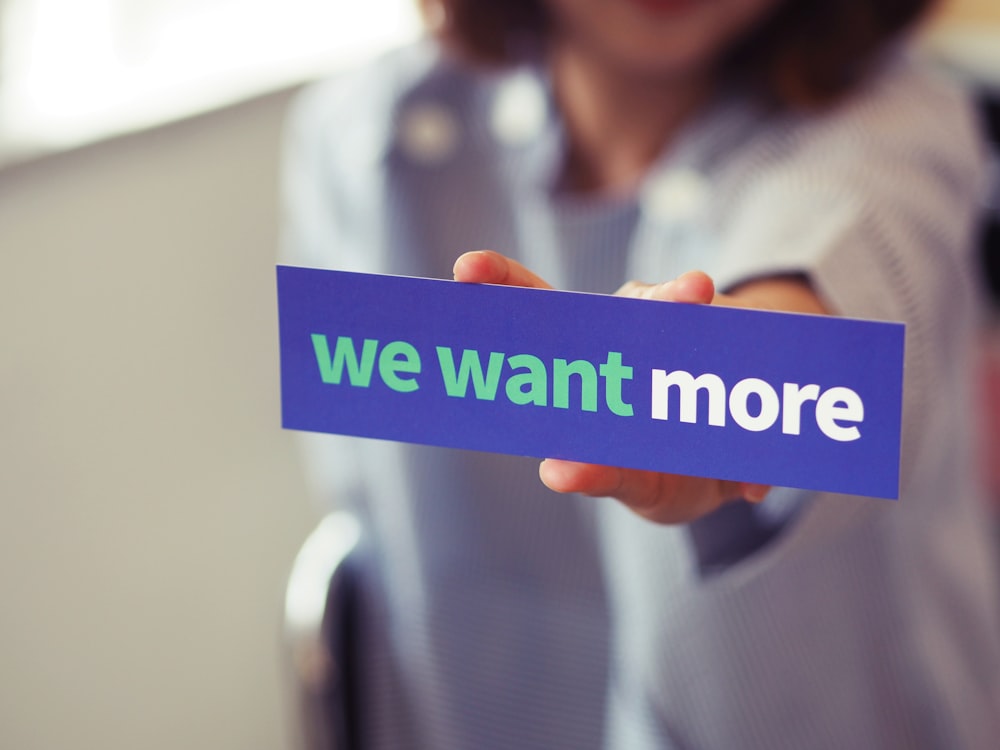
623,0,698,16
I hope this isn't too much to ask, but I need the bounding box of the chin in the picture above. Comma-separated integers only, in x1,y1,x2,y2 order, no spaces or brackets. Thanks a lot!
547,0,777,80
591,30,722,81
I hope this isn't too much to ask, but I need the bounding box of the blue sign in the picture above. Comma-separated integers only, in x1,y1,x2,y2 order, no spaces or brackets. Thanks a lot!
277,266,904,499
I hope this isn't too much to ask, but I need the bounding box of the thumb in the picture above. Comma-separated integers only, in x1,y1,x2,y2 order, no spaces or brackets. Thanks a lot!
617,270,716,304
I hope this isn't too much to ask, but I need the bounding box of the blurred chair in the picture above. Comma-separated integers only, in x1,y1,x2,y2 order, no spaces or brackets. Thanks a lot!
285,511,363,750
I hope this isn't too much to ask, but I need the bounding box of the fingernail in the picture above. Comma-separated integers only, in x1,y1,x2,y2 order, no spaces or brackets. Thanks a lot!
453,251,485,278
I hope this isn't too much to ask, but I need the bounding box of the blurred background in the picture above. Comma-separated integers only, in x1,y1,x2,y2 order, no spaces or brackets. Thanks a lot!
0,2,997,749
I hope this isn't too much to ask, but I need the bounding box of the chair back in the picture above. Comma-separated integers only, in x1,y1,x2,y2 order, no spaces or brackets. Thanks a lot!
285,512,363,750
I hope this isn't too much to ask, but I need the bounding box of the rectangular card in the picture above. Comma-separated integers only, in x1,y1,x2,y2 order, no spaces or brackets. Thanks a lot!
277,266,904,499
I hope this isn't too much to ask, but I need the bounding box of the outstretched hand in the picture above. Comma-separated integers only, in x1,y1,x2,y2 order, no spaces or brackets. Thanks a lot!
453,250,826,525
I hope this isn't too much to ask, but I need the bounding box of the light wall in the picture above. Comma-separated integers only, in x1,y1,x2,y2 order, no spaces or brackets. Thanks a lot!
0,87,318,750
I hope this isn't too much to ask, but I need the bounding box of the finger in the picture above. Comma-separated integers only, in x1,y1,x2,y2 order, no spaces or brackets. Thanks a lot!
539,459,732,523
618,271,764,310
453,250,553,289
539,459,626,497
740,483,771,503
616,270,716,305
541,459,769,523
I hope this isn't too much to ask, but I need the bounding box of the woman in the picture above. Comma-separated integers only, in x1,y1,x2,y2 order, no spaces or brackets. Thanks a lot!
283,0,1000,746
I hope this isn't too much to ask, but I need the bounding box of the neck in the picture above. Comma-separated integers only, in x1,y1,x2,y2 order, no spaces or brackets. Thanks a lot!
550,41,711,194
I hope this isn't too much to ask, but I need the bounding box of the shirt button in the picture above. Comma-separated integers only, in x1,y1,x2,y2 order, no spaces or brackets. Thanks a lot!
397,102,460,164
644,169,709,224
491,72,547,147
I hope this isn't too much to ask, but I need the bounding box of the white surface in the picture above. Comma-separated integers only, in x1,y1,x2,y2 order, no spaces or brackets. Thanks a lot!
0,0,421,165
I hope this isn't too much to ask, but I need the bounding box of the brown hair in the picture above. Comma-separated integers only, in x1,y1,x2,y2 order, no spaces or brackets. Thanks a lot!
421,0,937,109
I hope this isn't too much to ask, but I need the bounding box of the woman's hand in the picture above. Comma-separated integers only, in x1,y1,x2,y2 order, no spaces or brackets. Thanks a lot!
453,250,827,525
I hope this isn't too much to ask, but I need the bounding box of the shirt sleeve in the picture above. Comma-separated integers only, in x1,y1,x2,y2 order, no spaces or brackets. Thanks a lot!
712,55,990,497
681,57,990,576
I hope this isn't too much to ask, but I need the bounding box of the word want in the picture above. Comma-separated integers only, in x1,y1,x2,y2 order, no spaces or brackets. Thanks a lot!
311,334,864,442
